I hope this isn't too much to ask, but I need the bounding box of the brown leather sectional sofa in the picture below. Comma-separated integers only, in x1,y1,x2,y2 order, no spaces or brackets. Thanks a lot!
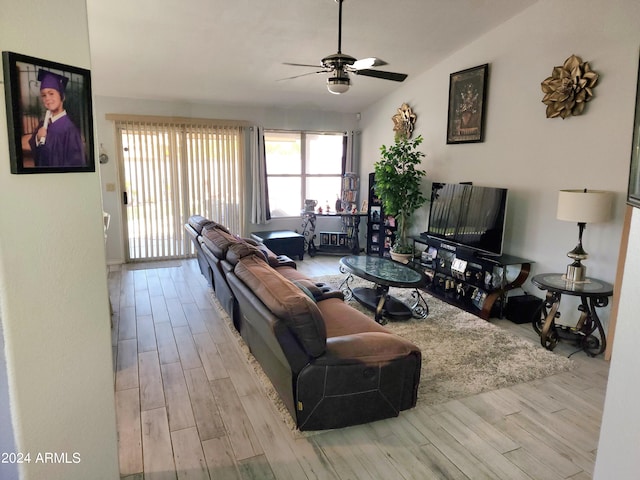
185,215,422,431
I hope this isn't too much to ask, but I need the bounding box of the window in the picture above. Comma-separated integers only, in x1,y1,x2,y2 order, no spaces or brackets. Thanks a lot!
265,130,346,217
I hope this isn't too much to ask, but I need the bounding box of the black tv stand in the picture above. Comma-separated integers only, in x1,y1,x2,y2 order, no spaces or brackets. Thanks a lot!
410,235,533,320
474,250,500,258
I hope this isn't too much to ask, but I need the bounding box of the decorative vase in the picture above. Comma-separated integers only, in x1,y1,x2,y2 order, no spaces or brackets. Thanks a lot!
390,252,412,264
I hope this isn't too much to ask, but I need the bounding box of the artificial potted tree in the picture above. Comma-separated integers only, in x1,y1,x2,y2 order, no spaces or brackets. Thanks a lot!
374,134,427,263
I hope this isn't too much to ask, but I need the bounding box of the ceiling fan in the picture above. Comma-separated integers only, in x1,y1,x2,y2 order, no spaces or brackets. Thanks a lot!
282,0,408,94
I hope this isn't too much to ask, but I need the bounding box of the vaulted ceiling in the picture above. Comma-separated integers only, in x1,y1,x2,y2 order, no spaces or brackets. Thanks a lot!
86,0,538,113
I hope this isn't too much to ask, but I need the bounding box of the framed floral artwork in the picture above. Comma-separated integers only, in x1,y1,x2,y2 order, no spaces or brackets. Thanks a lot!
2,51,95,174
446,64,489,144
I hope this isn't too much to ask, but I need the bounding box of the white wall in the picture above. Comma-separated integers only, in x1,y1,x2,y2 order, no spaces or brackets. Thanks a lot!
595,208,640,477
0,1,119,479
93,95,359,263
357,1,640,476
0,320,17,480
360,0,640,329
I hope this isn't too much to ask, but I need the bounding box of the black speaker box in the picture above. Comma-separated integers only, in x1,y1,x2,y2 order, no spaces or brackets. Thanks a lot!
505,294,543,324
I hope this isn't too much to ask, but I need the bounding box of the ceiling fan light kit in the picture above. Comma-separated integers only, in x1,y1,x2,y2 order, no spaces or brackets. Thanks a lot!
283,0,407,95
327,71,350,94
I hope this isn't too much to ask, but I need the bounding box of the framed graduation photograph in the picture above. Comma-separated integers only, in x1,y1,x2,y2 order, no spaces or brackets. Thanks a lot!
2,51,95,174
627,54,640,208
447,63,489,144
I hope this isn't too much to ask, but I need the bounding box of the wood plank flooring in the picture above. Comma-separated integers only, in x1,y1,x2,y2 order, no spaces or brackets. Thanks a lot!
110,256,609,479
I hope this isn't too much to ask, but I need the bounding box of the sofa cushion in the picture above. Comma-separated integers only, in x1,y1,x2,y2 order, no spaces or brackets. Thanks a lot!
292,279,344,303
292,280,318,303
187,215,214,234
201,224,238,259
317,297,390,338
235,255,327,357
276,266,313,283
260,247,285,267
242,238,284,267
226,241,268,265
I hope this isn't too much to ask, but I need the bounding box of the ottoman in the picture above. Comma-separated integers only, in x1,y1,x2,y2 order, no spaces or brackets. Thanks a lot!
250,230,305,260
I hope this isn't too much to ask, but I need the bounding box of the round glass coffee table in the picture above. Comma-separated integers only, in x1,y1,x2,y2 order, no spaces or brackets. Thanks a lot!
339,255,428,324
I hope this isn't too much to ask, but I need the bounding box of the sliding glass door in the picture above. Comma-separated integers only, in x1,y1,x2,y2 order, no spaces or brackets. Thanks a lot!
116,119,244,261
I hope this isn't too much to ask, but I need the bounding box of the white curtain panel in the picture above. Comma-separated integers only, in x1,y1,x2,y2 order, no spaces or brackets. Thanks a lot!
249,125,270,225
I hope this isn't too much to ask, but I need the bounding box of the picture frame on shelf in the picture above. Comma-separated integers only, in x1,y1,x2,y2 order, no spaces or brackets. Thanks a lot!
446,63,489,144
627,54,640,208
2,51,95,174
384,215,396,227
370,206,381,222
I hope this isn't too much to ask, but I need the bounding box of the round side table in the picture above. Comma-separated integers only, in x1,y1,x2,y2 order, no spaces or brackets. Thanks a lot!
531,273,613,356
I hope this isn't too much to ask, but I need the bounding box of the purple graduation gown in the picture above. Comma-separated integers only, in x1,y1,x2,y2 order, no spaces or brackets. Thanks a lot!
29,115,86,167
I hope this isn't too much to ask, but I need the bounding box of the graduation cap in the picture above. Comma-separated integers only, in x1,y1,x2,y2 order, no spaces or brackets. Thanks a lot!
37,70,69,96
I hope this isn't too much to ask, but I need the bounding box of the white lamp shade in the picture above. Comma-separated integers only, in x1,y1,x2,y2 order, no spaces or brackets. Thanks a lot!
557,189,613,223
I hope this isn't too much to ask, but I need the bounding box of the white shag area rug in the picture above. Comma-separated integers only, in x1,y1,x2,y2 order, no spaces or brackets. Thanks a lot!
317,273,575,406
209,273,574,433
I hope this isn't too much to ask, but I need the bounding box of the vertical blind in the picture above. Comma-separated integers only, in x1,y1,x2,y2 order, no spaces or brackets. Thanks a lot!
112,115,246,261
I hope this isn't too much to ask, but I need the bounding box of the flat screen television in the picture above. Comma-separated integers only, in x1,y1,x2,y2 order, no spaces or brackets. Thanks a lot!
423,182,508,256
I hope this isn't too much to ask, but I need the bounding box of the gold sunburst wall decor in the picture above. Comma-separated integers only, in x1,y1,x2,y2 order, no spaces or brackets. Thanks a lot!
541,54,599,119
392,103,417,140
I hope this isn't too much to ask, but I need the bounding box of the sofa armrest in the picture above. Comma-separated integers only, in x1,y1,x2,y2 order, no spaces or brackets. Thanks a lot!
242,238,296,269
296,331,421,430
315,332,420,366
273,255,297,268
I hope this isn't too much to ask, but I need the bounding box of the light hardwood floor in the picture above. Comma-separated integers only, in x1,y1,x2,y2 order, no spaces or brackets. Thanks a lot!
110,256,609,480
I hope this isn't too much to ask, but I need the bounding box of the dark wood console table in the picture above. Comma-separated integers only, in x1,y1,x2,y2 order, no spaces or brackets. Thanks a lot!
410,235,532,320
531,273,613,356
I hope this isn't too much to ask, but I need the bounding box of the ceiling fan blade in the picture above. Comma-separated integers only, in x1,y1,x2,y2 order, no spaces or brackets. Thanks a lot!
278,70,327,81
352,57,388,70
283,62,324,68
354,69,408,82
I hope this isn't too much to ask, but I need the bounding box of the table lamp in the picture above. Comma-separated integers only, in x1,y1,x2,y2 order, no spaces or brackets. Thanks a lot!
556,189,612,282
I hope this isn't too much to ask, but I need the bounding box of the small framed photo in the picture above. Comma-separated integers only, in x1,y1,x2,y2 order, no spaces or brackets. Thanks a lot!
447,63,489,144
2,51,95,173
370,206,381,222
385,215,396,227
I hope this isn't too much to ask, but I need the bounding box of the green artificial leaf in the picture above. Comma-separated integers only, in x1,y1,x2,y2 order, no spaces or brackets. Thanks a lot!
374,135,428,251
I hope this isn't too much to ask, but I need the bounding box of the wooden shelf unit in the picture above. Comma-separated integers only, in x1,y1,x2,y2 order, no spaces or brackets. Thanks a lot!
366,172,397,258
